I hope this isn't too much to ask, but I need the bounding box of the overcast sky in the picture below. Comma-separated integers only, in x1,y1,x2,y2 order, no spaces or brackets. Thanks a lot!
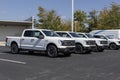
0,0,119,21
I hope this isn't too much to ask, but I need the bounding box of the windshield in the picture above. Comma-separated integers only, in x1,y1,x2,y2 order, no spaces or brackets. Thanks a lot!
106,35,114,39
85,33,94,38
94,35,107,39
69,32,80,37
42,30,59,37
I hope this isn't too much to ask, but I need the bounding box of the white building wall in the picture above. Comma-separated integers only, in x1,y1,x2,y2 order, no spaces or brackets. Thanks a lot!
0,25,29,41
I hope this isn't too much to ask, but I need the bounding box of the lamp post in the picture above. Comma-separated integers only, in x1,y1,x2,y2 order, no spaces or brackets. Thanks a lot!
72,0,74,32
32,16,35,29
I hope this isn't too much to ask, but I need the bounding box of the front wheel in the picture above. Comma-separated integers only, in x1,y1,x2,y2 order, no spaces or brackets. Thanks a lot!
46,45,58,58
75,44,83,54
109,43,118,50
97,46,104,52
11,43,19,54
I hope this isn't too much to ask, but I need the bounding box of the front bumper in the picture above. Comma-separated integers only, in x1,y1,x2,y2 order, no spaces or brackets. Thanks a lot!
58,47,75,53
84,47,92,51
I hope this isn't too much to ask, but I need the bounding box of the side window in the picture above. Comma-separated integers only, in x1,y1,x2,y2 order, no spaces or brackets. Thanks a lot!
79,34,86,38
24,31,33,37
33,31,44,38
94,36,100,38
63,33,70,38
57,33,63,37
56,32,70,38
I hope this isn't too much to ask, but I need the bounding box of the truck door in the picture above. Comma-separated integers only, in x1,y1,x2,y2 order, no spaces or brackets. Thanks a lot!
20,30,34,49
32,30,45,50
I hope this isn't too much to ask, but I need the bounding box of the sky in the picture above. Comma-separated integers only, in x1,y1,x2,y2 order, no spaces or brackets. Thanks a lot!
0,0,119,21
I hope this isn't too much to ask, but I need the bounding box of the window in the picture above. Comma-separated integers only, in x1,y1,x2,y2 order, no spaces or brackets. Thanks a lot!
69,32,80,37
42,30,58,37
85,34,94,38
78,34,86,38
24,30,44,38
56,32,71,38
24,30,33,37
94,35,107,39
33,31,44,38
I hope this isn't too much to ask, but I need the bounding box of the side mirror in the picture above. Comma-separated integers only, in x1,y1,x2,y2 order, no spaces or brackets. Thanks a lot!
39,35,44,39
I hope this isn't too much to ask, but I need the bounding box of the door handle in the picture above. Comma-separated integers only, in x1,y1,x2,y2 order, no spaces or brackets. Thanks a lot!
21,39,24,40
31,39,34,41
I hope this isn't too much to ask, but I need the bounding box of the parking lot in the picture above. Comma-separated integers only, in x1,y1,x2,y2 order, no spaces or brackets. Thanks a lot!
0,46,120,80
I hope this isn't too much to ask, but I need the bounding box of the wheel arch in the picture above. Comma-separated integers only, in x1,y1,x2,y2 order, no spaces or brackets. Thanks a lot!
109,42,118,50
46,43,58,50
11,41,18,47
109,42,116,46
75,42,83,47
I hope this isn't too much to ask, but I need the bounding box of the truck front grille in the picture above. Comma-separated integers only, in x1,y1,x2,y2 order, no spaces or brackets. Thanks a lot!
100,41,108,44
86,40,96,45
62,40,75,46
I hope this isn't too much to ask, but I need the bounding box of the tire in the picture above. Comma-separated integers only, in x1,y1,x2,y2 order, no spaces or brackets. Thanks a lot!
98,48,104,52
97,46,104,52
109,43,118,50
46,45,58,58
75,44,83,54
11,43,19,54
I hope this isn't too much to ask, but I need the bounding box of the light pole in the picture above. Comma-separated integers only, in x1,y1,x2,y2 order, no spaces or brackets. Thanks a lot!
72,0,74,32
32,16,35,29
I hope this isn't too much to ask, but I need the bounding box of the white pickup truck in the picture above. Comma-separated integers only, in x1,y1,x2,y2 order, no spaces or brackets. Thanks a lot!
93,34,120,50
6,29,75,57
55,31,96,54
77,33,108,52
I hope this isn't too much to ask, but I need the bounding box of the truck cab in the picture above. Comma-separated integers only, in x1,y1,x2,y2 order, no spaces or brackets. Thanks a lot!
55,31,96,54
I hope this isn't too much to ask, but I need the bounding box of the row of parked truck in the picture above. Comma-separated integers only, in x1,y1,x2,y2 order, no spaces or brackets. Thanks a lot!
6,29,120,57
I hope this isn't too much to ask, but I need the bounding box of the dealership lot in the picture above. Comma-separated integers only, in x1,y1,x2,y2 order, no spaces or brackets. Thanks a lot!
0,46,120,80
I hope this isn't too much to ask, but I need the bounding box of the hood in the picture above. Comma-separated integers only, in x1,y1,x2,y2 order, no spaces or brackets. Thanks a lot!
90,38,107,41
108,38,120,41
46,36,75,41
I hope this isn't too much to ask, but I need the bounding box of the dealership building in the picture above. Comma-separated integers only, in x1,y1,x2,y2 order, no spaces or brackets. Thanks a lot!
0,20,32,41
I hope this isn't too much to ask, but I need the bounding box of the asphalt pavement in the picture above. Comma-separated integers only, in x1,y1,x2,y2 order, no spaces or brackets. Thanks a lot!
0,46,120,80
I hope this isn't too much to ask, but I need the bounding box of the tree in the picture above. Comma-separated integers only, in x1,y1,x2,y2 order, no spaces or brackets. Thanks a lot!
98,3,120,29
74,10,87,32
37,6,61,30
88,10,98,31
60,19,72,31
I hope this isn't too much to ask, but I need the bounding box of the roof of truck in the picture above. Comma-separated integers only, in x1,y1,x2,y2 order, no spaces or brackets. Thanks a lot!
24,29,52,31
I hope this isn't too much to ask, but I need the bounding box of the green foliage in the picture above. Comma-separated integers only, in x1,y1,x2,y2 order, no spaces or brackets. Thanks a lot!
74,10,87,32
37,2,120,32
98,3,120,29
88,10,98,31
37,6,72,31
74,2,120,32
37,6,61,30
